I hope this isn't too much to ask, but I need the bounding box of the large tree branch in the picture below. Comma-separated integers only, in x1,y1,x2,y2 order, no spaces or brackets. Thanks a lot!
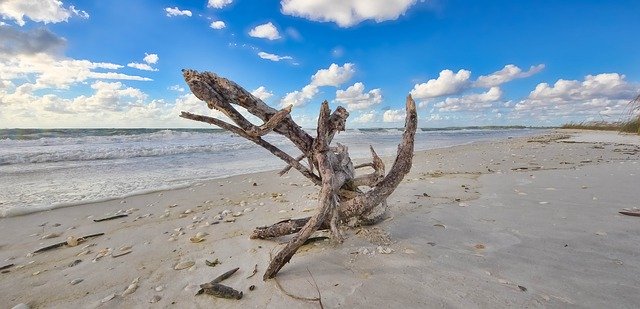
182,69,315,154
180,112,321,185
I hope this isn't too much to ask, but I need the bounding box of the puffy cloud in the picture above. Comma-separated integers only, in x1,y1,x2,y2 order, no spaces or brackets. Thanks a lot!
353,111,376,123
383,109,406,122
0,27,66,56
281,84,318,107
143,53,158,64
335,82,382,110
251,86,274,101
127,53,159,71
281,0,417,27
280,63,356,108
210,20,226,29
249,22,281,40
475,64,545,88
513,73,639,120
0,0,75,26
165,7,192,17
1,52,151,90
257,51,292,62
311,63,355,87
208,0,233,9
434,87,502,112
410,69,471,100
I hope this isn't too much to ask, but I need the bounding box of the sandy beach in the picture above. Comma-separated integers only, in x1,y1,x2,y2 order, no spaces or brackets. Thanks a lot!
1,129,639,309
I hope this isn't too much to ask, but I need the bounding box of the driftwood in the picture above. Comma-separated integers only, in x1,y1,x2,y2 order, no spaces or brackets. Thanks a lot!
32,232,105,254
619,211,640,217
93,214,128,222
180,69,417,279
197,267,243,299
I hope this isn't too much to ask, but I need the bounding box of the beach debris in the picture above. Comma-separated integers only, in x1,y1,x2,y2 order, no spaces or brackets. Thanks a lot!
184,209,193,214
433,223,446,229
66,236,79,247
33,233,104,255
112,250,133,258
619,210,640,217
474,244,486,250
101,293,116,303
93,214,128,222
41,232,61,240
196,267,243,299
205,258,221,267
11,304,30,309
224,218,236,223
232,212,243,217
122,277,139,296
198,282,243,299
190,231,207,243
149,295,162,303
180,69,417,279
0,263,14,271
155,285,164,292
70,278,84,285
246,264,258,279
174,261,195,270
249,285,256,291
377,246,394,254
595,231,607,236
93,248,112,262
518,285,527,292
68,259,82,267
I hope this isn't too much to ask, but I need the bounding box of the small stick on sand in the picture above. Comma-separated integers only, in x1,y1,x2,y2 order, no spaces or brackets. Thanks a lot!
619,211,640,217
246,264,258,279
93,214,128,222
33,233,104,254
0,263,14,271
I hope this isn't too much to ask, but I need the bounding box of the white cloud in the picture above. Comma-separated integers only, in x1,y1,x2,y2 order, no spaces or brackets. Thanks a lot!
127,53,159,71
0,0,75,26
434,87,502,112
249,22,281,40
281,0,417,27
69,6,89,19
251,86,274,101
280,63,356,108
257,51,292,62
208,0,233,9
383,109,406,122
311,63,355,87
281,84,318,107
513,73,639,120
410,69,471,100
143,53,158,64
210,20,226,29
165,7,192,17
127,62,157,71
335,82,382,110
0,53,151,89
353,111,376,123
169,85,184,92
475,64,545,88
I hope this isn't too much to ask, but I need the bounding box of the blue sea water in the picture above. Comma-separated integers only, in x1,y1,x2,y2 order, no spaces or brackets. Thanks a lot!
0,127,542,217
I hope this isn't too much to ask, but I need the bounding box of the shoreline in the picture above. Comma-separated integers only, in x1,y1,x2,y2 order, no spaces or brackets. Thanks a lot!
1,129,639,308
0,128,543,218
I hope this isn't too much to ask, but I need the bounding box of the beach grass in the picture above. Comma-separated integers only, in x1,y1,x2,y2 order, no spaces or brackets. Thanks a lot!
562,94,640,135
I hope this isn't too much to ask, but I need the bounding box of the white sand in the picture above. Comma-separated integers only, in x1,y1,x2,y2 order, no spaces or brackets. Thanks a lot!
1,130,639,308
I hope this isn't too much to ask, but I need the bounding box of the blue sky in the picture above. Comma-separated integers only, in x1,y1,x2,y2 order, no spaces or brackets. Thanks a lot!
1,0,639,128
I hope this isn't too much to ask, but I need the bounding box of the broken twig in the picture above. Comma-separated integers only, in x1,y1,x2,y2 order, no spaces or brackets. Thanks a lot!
93,214,128,222
33,233,104,254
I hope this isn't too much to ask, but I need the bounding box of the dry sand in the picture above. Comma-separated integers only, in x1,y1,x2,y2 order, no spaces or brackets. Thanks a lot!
1,130,639,308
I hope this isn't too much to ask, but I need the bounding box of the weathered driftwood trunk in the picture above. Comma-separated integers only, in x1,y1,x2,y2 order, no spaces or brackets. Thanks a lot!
180,69,417,280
